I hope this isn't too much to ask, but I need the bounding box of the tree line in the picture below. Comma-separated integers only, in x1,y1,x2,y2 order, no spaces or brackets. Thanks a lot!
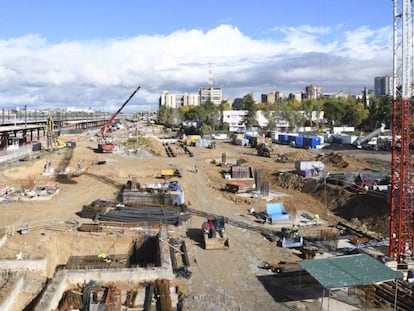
158,94,393,133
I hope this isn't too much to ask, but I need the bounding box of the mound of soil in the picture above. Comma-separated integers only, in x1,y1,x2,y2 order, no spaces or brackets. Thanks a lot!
271,171,390,236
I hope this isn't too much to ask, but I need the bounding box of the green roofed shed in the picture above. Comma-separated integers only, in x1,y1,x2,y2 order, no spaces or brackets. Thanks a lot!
299,253,403,289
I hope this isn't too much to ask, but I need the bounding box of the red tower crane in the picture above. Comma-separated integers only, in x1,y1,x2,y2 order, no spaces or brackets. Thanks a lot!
389,0,414,262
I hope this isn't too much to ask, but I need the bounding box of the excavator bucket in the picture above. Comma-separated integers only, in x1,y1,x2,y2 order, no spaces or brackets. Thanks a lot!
203,233,229,250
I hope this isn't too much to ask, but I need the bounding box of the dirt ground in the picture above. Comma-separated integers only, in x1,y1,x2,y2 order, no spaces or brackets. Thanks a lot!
0,128,392,311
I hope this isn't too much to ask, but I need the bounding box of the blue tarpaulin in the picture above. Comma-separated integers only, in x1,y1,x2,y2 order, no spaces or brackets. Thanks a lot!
266,203,290,221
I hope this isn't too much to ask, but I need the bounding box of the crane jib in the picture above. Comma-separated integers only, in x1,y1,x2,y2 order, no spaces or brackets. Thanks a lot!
102,85,141,134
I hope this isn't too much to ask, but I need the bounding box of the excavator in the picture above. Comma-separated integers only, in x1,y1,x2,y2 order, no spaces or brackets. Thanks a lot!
97,85,141,153
45,115,67,151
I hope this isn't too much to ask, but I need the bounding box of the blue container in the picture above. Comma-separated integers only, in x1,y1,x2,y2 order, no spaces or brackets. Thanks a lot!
295,136,304,147
278,134,289,144
304,137,321,148
333,136,342,144
288,135,297,142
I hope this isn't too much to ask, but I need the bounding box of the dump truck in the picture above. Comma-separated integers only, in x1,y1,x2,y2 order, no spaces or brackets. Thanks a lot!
202,216,229,250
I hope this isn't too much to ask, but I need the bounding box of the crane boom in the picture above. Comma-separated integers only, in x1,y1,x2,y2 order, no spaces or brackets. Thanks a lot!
101,85,141,135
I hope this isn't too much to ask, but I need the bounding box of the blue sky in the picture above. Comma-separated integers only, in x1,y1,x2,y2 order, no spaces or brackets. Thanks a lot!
0,0,394,111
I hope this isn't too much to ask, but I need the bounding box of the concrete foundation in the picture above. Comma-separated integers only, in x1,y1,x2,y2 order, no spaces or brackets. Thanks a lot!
0,275,24,311
0,258,47,274
35,226,174,310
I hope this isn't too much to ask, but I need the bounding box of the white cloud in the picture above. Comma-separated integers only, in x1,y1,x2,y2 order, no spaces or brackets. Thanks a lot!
0,24,392,111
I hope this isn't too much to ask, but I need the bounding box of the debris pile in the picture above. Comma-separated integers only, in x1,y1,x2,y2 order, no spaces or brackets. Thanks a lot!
0,181,60,203
316,152,349,168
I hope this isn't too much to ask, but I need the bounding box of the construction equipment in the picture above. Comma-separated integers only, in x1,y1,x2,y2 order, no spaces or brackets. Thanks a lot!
256,143,272,157
258,261,299,274
45,115,66,151
353,123,386,149
202,216,229,250
97,85,141,153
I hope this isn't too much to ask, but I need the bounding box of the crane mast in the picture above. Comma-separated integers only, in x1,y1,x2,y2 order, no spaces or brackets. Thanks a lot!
389,0,414,262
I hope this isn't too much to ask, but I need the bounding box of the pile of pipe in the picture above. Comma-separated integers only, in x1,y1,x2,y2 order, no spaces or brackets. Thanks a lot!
98,204,191,225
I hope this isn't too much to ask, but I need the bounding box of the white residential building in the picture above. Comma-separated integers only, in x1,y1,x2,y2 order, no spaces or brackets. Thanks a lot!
305,85,322,99
199,87,222,105
159,91,200,108
223,110,324,131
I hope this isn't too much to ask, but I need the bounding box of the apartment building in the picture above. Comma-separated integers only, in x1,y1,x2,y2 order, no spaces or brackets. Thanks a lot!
199,87,223,105
374,75,392,97
305,85,322,99
159,91,200,109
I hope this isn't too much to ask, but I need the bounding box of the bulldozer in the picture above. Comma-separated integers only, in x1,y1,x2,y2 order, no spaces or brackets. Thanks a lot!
202,216,229,250
256,143,272,157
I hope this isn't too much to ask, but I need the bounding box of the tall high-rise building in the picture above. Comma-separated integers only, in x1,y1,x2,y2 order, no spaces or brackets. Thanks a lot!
199,87,222,105
261,92,276,104
305,85,322,99
374,75,392,97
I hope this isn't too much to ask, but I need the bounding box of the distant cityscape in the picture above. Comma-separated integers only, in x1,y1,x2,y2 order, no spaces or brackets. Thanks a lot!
159,75,393,109
0,74,392,117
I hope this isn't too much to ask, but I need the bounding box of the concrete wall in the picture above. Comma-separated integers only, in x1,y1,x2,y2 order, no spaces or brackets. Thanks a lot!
0,275,24,311
0,258,47,273
36,226,174,310
0,234,7,249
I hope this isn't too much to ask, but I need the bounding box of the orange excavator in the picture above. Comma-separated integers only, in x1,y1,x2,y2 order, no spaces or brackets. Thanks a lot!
97,85,141,153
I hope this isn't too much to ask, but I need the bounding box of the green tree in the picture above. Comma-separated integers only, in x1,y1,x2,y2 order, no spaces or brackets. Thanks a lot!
202,99,220,130
262,103,279,131
279,99,306,131
362,96,392,130
242,93,257,127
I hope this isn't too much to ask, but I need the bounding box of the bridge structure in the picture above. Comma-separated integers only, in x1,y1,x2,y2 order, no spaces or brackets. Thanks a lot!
0,110,158,152
0,117,107,152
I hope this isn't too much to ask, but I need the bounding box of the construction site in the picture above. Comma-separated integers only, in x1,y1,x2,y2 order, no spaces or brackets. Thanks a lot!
1,1,414,310
0,114,411,311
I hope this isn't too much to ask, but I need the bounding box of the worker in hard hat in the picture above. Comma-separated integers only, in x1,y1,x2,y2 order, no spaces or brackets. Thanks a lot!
313,214,320,225
291,224,299,238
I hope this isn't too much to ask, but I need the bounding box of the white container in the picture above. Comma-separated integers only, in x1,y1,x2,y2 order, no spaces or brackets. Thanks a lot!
294,161,325,171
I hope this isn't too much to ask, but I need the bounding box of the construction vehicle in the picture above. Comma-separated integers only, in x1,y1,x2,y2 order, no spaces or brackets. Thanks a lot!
45,115,66,151
353,123,386,149
202,216,229,250
258,261,300,274
97,85,141,153
256,143,272,157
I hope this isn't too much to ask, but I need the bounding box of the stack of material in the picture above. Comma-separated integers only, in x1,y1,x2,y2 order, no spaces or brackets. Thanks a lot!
154,279,173,311
80,199,114,219
230,165,253,179
98,205,191,225
121,180,185,206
